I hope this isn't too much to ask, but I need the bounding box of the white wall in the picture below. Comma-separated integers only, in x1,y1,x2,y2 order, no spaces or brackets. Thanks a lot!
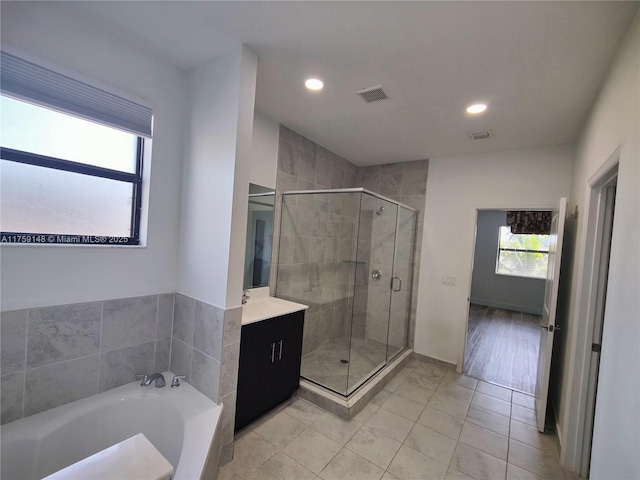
177,45,257,309
556,13,639,477
414,145,574,366
0,2,187,311
250,111,279,189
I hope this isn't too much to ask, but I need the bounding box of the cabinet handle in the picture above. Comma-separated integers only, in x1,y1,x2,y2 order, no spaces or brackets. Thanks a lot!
270,343,276,363
278,340,283,360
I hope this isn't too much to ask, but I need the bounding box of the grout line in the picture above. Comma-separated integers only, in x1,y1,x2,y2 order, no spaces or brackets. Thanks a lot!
21,308,30,420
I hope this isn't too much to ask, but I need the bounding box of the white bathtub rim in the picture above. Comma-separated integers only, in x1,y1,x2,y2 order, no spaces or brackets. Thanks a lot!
0,371,222,480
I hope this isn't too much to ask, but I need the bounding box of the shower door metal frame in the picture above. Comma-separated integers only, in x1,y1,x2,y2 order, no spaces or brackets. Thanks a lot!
278,188,418,397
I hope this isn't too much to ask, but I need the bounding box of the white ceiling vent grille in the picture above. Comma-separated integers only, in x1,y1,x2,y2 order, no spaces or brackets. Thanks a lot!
356,85,389,103
468,130,493,140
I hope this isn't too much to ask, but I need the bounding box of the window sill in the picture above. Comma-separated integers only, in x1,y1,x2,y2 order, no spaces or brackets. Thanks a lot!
495,272,546,280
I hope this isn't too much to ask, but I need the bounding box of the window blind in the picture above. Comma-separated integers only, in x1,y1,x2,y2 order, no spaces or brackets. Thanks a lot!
0,51,152,138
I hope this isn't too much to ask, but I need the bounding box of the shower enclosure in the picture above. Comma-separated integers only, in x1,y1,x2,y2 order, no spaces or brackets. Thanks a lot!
275,188,417,396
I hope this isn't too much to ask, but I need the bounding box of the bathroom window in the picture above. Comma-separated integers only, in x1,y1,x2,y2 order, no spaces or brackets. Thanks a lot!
0,51,152,245
496,226,550,279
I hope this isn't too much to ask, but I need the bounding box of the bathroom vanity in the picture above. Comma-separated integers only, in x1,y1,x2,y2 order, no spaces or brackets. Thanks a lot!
235,293,308,431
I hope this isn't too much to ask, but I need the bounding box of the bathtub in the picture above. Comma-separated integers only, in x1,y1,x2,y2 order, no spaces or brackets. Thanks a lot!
1,371,223,480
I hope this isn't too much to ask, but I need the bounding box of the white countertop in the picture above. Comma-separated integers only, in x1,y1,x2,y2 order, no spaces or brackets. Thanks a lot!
242,290,308,325
42,433,174,480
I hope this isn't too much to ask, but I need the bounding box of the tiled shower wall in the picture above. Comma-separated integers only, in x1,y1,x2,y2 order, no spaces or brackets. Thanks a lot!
1,293,174,425
273,125,428,352
272,126,361,354
276,191,360,355
356,160,429,349
169,294,241,465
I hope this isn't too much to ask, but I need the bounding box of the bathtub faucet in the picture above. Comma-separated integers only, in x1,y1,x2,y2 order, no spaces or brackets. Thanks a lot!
141,373,166,388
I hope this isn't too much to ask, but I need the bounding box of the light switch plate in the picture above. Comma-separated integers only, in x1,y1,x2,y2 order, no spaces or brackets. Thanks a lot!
441,275,456,286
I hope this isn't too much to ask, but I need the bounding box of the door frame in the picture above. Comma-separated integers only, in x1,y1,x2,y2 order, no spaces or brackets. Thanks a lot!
458,202,557,373
565,147,620,474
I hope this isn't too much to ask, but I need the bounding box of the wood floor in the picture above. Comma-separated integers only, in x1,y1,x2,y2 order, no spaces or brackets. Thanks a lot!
464,304,541,394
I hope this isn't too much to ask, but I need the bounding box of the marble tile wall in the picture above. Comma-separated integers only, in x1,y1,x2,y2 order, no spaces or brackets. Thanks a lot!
169,293,241,465
1,293,174,425
356,160,429,349
273,126,428,353
276,191,360,356
272,126,361,354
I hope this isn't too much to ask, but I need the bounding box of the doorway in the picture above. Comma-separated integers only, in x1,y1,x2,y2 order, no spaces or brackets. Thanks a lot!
579,166,617,478
464,209,551,394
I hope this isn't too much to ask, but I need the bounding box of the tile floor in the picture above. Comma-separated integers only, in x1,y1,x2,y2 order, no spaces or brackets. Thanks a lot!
220,358,579,480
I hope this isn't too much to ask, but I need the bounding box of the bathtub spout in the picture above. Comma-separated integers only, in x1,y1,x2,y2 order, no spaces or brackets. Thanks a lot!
143,373,166,388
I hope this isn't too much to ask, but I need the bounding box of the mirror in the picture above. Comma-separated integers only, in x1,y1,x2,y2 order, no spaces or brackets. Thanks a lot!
244,183,275,289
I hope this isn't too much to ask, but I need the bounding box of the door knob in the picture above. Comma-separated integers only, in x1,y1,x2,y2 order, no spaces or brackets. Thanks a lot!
371,270,382,280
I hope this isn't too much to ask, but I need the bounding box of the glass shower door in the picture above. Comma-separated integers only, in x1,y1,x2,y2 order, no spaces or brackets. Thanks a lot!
348,193,398,394
387,206,417,361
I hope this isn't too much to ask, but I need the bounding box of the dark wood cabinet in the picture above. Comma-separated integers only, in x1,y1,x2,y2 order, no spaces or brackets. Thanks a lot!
235,310,304,431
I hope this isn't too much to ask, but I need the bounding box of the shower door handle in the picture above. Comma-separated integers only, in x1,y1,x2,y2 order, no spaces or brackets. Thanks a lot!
391,276,402,292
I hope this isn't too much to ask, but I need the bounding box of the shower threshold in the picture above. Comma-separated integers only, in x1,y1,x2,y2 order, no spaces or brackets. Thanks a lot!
297,349,413,421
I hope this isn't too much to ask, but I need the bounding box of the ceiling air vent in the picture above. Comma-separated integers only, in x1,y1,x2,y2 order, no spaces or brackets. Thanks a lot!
356,84,389,103
468,130,492,140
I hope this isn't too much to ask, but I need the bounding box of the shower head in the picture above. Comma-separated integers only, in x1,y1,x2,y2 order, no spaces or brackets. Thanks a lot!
376,206,385,216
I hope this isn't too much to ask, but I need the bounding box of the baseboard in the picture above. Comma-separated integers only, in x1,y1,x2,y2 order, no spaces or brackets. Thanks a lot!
412,351,457,371
470,298,543,316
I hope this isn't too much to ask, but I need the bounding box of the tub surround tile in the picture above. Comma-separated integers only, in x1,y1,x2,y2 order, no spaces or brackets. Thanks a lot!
1,371,24,424
221,391,237,447
220,342,240,397
101,295,157,352
154,337,171,373
156,294,174,339
24,355,99,417
2,293,176,425
169,337,193,381
191,349,221,402
173,294,196,346
99,341,155,392
194,301,224,360
27,302,101,368
1,309,27,375
223,307,242,346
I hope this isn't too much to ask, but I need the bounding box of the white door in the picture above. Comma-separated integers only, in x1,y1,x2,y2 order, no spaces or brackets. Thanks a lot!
535,197,567,432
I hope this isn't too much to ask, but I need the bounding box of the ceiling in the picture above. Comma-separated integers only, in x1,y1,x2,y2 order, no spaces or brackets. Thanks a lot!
13,1,640,165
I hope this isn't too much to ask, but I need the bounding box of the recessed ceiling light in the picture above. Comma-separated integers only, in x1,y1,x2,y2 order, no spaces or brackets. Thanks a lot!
305,78,324,91
466,103,487,114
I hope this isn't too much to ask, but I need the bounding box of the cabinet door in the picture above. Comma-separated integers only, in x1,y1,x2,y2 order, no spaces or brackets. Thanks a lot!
280,320,304,394
235,337,267,430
